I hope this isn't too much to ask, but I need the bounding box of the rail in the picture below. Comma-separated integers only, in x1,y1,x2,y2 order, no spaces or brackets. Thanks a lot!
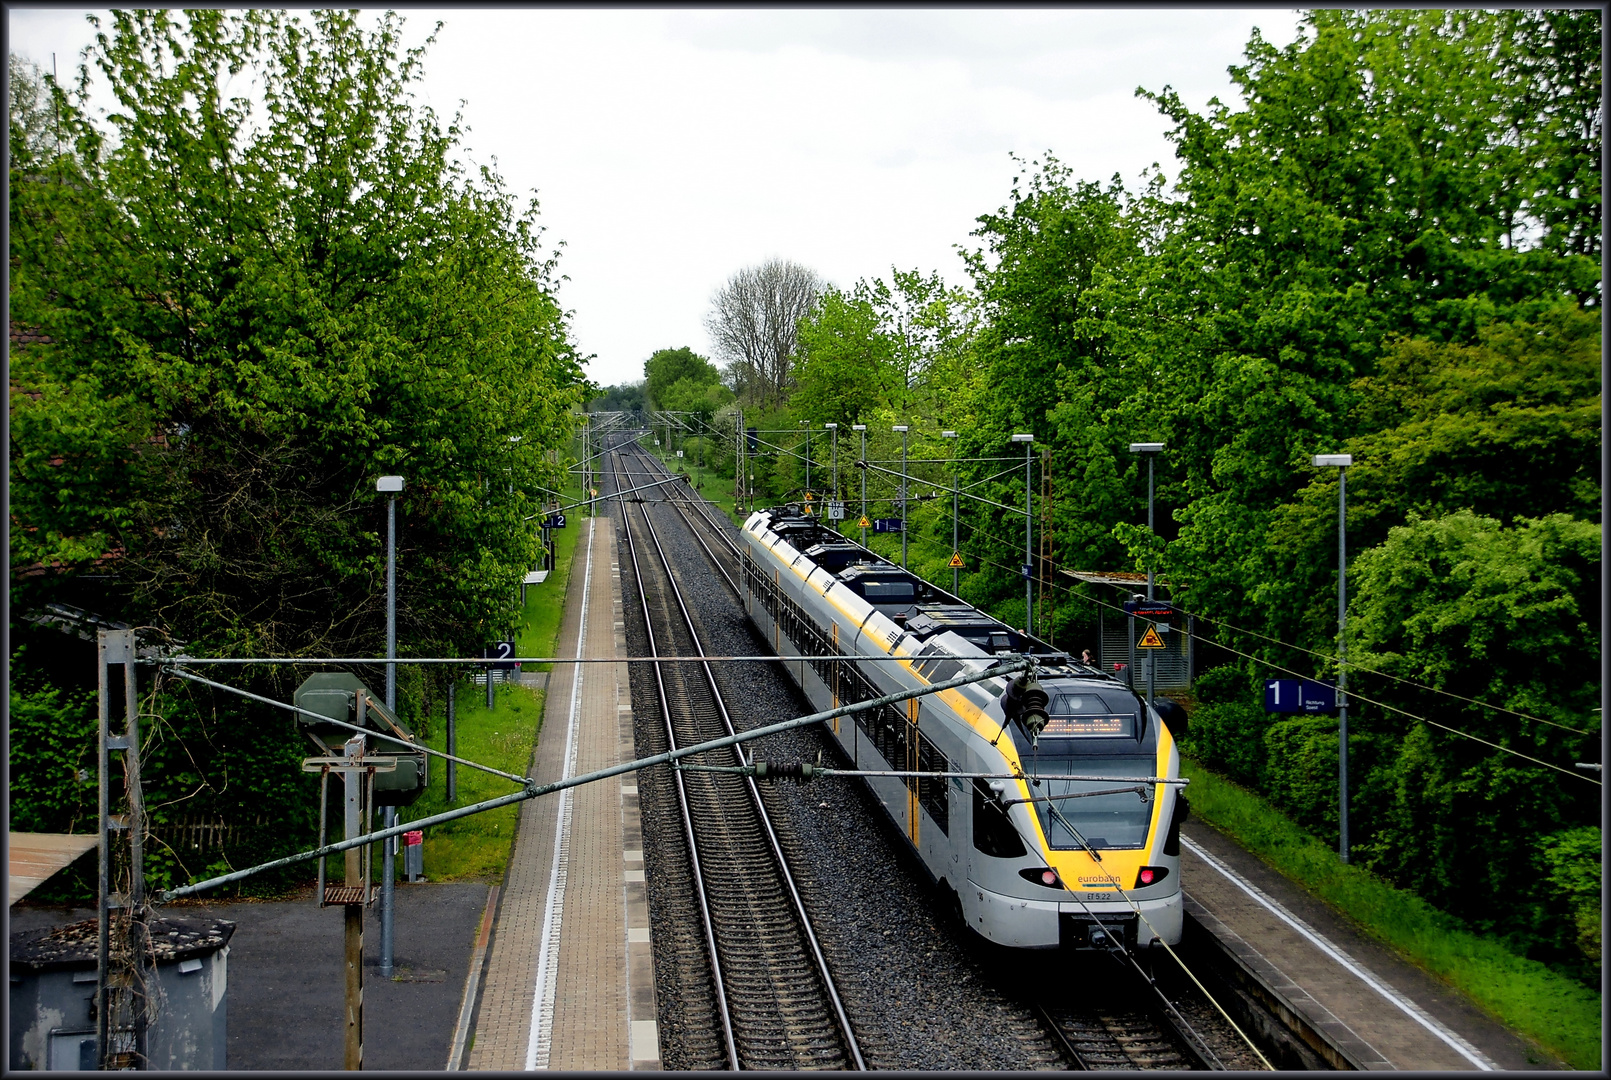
611,439,866,1070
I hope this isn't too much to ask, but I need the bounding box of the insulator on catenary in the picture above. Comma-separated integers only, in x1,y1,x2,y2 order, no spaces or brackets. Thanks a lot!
751,760,817,781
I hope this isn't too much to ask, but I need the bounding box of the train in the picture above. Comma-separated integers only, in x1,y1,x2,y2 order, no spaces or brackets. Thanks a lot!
738,503,1187,951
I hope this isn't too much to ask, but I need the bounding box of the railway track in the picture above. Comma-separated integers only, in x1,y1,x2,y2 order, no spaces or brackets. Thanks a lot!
1033,996,1214,1070
610,433,1273,1072
608,439,865,1071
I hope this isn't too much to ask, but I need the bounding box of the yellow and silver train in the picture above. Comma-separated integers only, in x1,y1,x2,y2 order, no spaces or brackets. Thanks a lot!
740,504,1187,950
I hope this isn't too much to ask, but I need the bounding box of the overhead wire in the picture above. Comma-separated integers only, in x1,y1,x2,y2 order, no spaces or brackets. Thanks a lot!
880,512,1602,785
940,487,1596,735
650,420,1597,779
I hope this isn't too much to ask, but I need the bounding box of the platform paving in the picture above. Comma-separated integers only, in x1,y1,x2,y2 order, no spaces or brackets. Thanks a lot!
1180,821,1567,1071
467,515,658,1071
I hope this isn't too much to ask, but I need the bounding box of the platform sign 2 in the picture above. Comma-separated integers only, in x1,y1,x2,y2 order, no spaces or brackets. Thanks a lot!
484,640,518,671
1264,678,1337,715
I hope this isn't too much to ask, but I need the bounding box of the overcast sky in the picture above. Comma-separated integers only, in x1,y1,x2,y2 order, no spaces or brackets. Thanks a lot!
9,7,1305,389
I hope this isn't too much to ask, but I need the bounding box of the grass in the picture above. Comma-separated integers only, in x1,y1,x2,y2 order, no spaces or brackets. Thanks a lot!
395,495,589,882
1181,757,1602,1071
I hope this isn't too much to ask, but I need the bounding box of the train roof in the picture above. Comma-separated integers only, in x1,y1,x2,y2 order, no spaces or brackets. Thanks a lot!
746,504,1113,683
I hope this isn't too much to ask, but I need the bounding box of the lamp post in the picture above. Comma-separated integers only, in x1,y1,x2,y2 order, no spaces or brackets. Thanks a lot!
1011,435,1034,633
854,425,868,545
1128,443,1165,704
375,474,404,978
1314,453,1353,863
893,425,910,566
825,423,839,527
799,420,811,503
942,431,959,593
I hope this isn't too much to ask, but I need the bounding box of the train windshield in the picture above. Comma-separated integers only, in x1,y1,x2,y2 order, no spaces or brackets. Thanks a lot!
1022,756,1155,850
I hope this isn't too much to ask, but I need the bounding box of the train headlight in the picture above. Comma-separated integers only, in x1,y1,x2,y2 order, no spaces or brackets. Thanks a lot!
1134,865,1171,888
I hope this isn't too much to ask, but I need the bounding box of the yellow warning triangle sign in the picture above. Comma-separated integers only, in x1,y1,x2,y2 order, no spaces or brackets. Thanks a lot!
948,552,965,569
1137,626,1166,649
858,516,872,529
804,491,814,501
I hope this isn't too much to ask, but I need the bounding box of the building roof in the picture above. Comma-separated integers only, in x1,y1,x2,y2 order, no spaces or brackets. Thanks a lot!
1061,569,1173,588
8,832,97,905
10,915,236,972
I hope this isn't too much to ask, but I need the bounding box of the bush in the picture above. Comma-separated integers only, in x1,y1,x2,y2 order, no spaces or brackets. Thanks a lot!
1182,700,1269,786
1261,716,1339,836
8,682,98,834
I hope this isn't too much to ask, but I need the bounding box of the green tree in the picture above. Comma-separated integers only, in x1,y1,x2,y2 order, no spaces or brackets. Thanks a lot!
9,10,586,888
1346,511,1600,960
589,381,647,414
644,346,718,409
658,374,733,424
1143,8,1600,653
792,284,899,428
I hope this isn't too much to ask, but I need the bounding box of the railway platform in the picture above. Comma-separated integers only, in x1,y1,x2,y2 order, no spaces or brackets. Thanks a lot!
465,515,660,1071
1179,821,1565,1071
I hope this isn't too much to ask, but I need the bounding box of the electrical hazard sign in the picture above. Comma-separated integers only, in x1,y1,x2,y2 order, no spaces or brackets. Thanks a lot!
1137,626,1166,649
948,552,964,569
858,516,872,529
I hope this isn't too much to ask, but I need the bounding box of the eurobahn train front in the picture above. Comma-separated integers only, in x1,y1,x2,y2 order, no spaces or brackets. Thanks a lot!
968,667,1187,950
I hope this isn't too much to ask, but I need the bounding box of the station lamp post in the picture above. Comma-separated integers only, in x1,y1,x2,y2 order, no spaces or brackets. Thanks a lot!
375,474,404,978
942,431,960,593
798,420,811,503
825,421,839,505
1314,452,1353,864
853,425,868,545
893,425,910,566
1011,434,1034,633
1128,443,1165,703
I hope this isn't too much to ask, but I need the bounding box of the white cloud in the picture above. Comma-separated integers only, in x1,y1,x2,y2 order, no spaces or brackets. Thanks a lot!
6,7,1305,388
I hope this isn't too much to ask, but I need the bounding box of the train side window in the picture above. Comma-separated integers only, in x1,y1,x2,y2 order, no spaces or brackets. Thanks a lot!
917,730,948,835
972,779,1027,858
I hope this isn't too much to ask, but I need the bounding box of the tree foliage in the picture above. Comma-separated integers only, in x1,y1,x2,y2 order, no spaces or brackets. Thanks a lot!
9,11,586,889
644,346,719,409
721,7,1601,978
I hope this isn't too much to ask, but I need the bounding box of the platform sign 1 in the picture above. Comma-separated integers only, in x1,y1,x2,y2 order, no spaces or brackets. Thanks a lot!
1264,679,1337,715
873,517,905,533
